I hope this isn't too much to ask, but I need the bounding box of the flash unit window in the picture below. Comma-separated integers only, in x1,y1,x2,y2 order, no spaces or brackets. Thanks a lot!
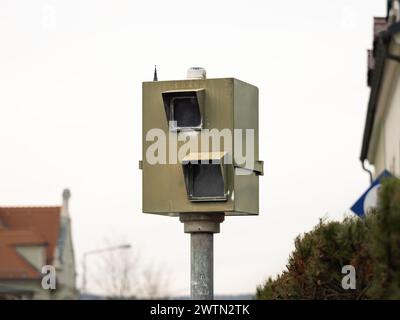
182,155,228,202
190,163,224,199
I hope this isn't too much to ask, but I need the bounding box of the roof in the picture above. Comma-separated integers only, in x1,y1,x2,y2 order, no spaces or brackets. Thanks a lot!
0,207,61,280
360,20,400,161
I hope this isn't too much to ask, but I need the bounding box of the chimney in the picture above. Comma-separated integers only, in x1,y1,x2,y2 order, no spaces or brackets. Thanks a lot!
62,188,71,218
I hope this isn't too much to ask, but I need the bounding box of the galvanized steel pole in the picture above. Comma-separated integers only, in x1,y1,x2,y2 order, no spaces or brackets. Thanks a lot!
180,213,224,300
191,232,213,299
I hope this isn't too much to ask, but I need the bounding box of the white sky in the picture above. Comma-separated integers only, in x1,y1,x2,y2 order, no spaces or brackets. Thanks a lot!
0,0,387,296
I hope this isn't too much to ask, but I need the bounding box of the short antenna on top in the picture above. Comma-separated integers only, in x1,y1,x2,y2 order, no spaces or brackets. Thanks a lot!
153,65,158,81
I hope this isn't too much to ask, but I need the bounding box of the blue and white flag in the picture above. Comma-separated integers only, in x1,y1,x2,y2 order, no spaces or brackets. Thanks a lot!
350,170,393,217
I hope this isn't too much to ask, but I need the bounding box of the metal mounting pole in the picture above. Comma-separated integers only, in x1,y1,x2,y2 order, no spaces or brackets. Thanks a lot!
180,213,225,300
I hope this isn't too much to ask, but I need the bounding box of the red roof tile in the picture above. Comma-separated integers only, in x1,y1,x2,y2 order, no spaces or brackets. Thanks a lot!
0,207,61,280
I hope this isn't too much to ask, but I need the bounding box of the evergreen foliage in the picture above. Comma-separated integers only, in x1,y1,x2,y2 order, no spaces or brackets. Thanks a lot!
256,178,400,299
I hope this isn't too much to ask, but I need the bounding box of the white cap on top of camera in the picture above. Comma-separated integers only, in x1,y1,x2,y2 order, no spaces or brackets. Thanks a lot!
187,67,206,80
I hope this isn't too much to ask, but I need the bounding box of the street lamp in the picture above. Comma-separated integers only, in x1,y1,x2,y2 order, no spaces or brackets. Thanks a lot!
81,244,132,294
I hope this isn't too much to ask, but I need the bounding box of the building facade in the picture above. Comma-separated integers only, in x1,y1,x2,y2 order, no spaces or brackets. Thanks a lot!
0,189,77,300
361,0,400,179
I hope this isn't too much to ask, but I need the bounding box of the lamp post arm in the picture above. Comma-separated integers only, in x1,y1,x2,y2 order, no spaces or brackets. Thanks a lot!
81,244,131,294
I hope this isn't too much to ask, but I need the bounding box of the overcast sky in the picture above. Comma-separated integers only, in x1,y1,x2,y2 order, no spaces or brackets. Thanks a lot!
0,0,386,296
